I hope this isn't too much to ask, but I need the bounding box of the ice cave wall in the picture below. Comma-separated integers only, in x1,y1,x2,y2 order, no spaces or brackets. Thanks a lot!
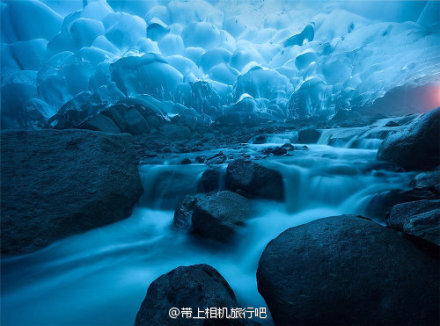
1,0,440,129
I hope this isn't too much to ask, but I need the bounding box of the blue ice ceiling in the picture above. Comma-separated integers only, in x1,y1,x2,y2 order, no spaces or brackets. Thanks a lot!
1,0,440,129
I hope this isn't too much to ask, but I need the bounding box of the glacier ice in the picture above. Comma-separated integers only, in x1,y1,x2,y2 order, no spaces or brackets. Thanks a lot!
1,0,439,129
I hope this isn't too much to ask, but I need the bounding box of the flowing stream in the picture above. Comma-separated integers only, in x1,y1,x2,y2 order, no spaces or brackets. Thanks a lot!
1,127,415,326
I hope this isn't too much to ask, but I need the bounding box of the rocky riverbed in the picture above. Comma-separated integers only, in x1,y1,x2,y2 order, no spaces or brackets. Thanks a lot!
1,107,439,325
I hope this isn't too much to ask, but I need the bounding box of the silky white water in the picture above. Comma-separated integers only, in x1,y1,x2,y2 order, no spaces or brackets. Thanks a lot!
1,142,414,326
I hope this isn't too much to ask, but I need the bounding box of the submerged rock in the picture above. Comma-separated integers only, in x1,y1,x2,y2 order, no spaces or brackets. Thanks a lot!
135,264,243,326
226,159,284,201
173,191,251,242
257,215,440,325
388,200,440,246
377,107,440,170
1,129,143,255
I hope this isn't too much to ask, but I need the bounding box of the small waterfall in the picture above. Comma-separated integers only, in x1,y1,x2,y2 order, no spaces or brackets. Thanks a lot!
138,164,206,210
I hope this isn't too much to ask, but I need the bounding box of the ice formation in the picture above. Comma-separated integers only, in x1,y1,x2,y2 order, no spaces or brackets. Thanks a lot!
1,0,440,128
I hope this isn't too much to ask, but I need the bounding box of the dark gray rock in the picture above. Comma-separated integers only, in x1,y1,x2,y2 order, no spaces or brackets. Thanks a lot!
403,210,440,247
261,146,287,156
198,168,222,193
410,169,440,193
252,135,268,144
181,158,192,165
206,152,227,165
192,191,251,242
135,264,243,326
1,129,143,255
385,120,399,127
365,187,438,220
388,200,440,246
226,159,284,201
281,143,294,151
257,215,440,326
377,107,440,170
173,191,251,242
298,128,321,143
173,195,200,231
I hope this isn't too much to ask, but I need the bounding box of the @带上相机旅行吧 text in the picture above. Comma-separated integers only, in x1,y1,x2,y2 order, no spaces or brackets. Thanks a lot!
168,306,268,320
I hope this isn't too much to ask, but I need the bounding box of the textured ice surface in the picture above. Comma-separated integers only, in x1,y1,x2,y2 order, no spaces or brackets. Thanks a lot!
1,0,440,128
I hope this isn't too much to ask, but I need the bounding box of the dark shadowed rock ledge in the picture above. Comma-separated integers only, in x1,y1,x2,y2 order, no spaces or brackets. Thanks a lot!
1,129,143,255
377,107,440,170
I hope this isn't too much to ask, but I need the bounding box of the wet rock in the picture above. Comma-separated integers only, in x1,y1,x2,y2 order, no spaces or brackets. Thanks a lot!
257,215,440,326
377,107,440,170
298,128,321,144
281,143,294,151
206,152,227,165
135,264,243,326
1,129,143,255
192,191,251,242
252,135,267,144
226,159,284,201
195,155,206,163
388,200,440,246
261,146,287,156
410,169,440,193
173,191,251,242
385,120,399,127
365,187,438,220
173,195,200,231
181,158,192,165
198,168,222,193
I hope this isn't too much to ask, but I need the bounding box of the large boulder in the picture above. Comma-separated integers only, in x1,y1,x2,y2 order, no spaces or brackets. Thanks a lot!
388,200,440,246
226,159,284,201
135,264,243,326
173,191,251,242
377,108,440,170
257,215,440,325
1,129,143,255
